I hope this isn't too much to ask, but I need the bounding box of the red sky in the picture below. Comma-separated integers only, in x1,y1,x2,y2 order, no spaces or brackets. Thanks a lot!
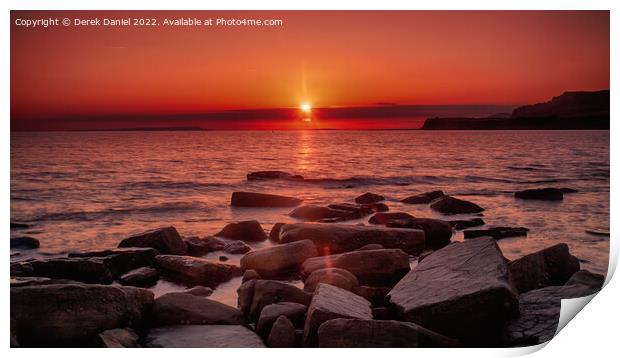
10,11,609,130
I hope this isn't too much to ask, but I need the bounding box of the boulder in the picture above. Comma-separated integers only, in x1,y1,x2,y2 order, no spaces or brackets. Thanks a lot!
223,240,252,254
318,319,459,348
289,205,356,222
97,328,140,348
564,269,605,289
11,284,153,346
155,255,241,287
231,191,303,208
386,218,452,249
515,188,564,201
387,238,518,345
449,218,485,230
118,227,187,255
508,243,581,293
430,196,484,214
401,190,445,204
304,268,359,292
153,292,245,325
11,258,113,284
302,283,372,347
355,192,385,204
247,171,304,181
242,269,261,283
68,247,159,277
328,203,375,217
267,316,296,348
237,279,312,321
256,302,307,338
10,236,40,249
215,220,266,242
183,237,211,256
464,226,528,240
240,240,318,278
183,286,213,297
302,249,410,286
119,267,159,287
219,256,229,262
368,212,414,225
145,325,266,347
269,223,285,242
279,223,425,255
351,286,391,305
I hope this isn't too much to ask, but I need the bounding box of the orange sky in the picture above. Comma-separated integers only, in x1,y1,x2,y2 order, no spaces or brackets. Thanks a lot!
10,10,609,130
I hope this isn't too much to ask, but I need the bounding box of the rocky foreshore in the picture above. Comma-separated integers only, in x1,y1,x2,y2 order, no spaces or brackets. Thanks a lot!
10,178,605,348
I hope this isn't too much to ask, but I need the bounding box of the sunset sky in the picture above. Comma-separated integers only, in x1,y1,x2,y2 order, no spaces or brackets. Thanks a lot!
10,11,609,130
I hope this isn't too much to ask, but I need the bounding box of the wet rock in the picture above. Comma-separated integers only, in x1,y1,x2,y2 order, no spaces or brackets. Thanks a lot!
256,302,307,338
11,222,30,229
68,247,159,277
515,188,564,201
242,269,261,283
302,249,410,286
267,316,296,348
328,203,374,217
355,192,385,204
368,212,414,225
223,240,252,254
183,286,213,297
10,236,40,249
464,226,528,240
119,267,159,287
201,236,227,251
356,243,385,251
508,243,581,293
10,276,82,287
11,258,113,284
430,195,484,214
215,220,266,242
219,256,228,261
269,223,285,242
370,202,390,212
247,171,304,181
304,268,359,292
564,270,605,289
118,227,187,255
97,328,139,348
449,218,485,230
386,218,452,249
155,255,241,287
145,325,266,348
237,279,312,321
351,286,391,305
303,283,372,347
401,190,445,204
318,319,459,348
279,223,425,255
240,240,318,278
11,284,153,346
387,238,518,345
183,236,211,256
153,292,245,325
289,205,357,222
231,191,303,208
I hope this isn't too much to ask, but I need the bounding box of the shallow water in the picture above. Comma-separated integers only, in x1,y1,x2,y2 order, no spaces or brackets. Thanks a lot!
11,130,610,305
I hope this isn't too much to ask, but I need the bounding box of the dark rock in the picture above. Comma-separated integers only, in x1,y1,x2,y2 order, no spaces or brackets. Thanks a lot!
355,192,385,204
10,236,40,249
242,269,261,283
387,238,518,345
219,255,228,261
223,240,252,254
256,302,307,338
11,222,30,229
269,223,285,242
10,319,18,347
368,212,414,225
559,187,579,193
351,286,391,305
97,328,140,348
237,279,312,321
183,286,213,297
303,249,410,286
304,268,359,292
155,255,241,287
11,284,153,346
201,236,227,251
10,276,82,287
327,203,374,217
231,191,303,208
279,223,425,255
464,226,528,240
145,325,265,347
240,240,318,278
68,247,159,277
303,283,372,347
11,258,113,284
118,227,187,255
401,190,444,204
430,196,484,214
267,316,296,348
508,243,581,293
215,220,266,242
153,292,245,325
449,218,485,230
183,236,211,256
355,243,385,251
515,188,564,201
119,267,159,287
386,218,453,249
370,202,390,212
247,171,304,181
564,270,605,289
289,205,357,222
318,319,459,348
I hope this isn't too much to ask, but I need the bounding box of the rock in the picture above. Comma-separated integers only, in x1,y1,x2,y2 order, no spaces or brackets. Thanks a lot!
118,227,187,255
370,202,390,212
508,243,581,293
183,286,213,297
237,279,312,321
153,292,245,325
401,190,445,204
145,325,266,347
564,270,605,289
289,205,357,222
269,223,285,242
215,220,266,242
351,286,391,305
11,258,113,284
240,240,318,278
11,284,153,346
200,236,227,251
302,249,410,286
68,247,159,277
256,302,307,338
267,316,296,348
318,319,459,348
430,196,484,214
387,238,518,345
242,269,261,283
183,236,211,256
515,188,564,201
368,212,414,225
386,218,452,249
302,283,372,347
247,170,304,181
119,267,159,287
279,223,425,255
559,187,578,193
11,222,30,229
155,255,241,287
355,192,385,204
10,318,19,347
328,203,375,217
223,240,252,254
97,328,139,348
304,268,359,292
231,191,303,207
449,218,485,230
464,226,528,240
356,243,384,250
219,255,228,261
10,236,40,249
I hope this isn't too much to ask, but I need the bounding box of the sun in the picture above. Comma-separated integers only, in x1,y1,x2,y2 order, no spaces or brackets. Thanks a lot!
300,102,312,113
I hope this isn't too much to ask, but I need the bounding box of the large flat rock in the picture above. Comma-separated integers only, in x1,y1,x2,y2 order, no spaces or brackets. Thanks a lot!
145,325,266,347
241,240,318,278
387,237,518,345
155,254,241,287
153,292,245,325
